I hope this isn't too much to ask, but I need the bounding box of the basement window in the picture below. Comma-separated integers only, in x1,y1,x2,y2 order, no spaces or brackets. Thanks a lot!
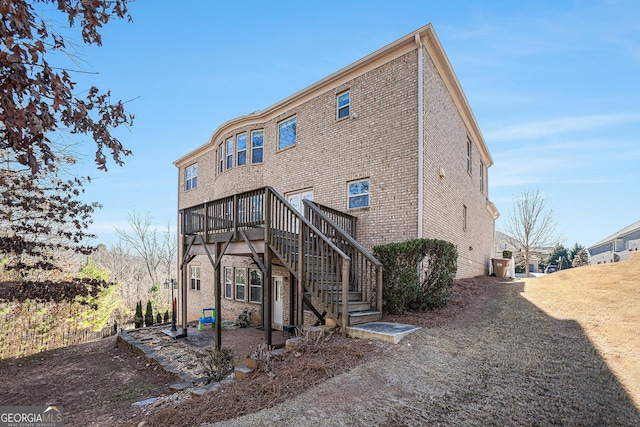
190,265,201,291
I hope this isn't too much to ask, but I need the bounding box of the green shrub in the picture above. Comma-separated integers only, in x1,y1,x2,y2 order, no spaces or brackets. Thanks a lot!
134,301,143,328
502,250,513,259
144,300,154,327
163,310,169,324
373,238,458,314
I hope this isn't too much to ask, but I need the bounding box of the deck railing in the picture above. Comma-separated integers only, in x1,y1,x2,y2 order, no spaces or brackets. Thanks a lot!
304,200,383,314
309,201,357,237
180,187,354,330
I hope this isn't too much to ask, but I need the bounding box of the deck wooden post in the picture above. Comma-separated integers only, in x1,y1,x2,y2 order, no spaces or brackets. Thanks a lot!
181,250,189,337
341,259,350,337
377,266,383,314
264,245,273,346
297,222,305,325
214,242,222,350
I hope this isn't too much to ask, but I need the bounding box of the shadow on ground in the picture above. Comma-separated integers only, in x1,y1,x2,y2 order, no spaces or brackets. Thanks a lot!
220,279,640,426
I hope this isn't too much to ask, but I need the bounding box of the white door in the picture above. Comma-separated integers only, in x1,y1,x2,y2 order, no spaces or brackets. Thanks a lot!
273,276,284,327
287,190,313,214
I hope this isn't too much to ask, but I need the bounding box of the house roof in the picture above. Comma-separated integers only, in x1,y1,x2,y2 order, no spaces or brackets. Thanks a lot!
587,219,640,249
174,23,493,168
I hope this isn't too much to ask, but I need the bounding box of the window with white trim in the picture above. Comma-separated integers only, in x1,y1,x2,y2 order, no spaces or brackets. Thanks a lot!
218,144,223,174
226,137,234,170
185,163,197,190
251,130,263,163
224,267,232,299
249,270,262,303
337,90,350,119
347,179,370,209
190,265,201,291
237,133,247,166
278,116,297,150
235,267,246,301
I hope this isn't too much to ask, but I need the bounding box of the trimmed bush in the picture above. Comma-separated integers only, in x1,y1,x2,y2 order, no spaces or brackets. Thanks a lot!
373,238,458,314
502,250,513,259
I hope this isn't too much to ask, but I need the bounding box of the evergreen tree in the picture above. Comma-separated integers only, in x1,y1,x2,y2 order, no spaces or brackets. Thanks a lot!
547,245,569,269
144,300,154,327
134,301,143,328
568,243,585,265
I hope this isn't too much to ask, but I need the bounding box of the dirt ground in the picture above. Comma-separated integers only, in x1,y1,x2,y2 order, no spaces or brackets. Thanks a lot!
1,270,639,426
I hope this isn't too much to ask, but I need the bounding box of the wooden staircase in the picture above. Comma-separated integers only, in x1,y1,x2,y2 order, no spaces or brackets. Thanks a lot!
181,186,383,332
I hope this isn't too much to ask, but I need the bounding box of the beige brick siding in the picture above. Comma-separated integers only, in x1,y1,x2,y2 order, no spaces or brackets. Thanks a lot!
421,46,494,277
178,51,421,249
177,26,496,322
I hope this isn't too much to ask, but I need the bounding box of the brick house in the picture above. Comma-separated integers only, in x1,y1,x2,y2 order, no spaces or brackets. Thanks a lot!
174,24,498,345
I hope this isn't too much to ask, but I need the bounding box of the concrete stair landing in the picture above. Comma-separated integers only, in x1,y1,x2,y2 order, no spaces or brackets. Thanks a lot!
346,322,420,344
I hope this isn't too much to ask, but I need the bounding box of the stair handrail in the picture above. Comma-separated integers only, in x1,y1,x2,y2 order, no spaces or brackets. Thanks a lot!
265,187,350,262
266,187,351,334
303,199,383,314
303,200,381,267
309,201,357,237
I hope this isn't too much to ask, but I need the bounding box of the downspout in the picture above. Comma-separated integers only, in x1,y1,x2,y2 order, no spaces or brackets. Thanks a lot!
415,33,424,239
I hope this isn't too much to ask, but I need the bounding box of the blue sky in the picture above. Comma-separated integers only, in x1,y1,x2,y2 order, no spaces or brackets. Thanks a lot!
59,0,640,249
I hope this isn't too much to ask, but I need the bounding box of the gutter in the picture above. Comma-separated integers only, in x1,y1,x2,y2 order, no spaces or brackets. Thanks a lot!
416,33,424,239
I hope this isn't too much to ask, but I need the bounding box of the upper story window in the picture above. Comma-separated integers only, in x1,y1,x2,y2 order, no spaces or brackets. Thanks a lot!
348,179,370,209
185,163,197,190
226,137,234,170
218,144,223,174
480,161,485,193
337,90,350,119
190,265,201,291
278,116,297,150
237,133,247,166
251,130,264,163
466,138,472,175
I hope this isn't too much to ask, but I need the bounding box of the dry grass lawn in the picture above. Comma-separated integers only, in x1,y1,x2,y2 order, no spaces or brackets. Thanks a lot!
522,256,640,406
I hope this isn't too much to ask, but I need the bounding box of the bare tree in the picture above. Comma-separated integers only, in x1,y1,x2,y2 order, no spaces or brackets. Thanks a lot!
159,223,178,284
502,189,557,277
92,243,148,308
115,211,162,287
114,212,176,310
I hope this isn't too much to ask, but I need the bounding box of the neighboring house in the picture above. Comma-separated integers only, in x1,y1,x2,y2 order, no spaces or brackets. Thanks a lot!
588,220,640,265
494,231,552,273
174,24,498,345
